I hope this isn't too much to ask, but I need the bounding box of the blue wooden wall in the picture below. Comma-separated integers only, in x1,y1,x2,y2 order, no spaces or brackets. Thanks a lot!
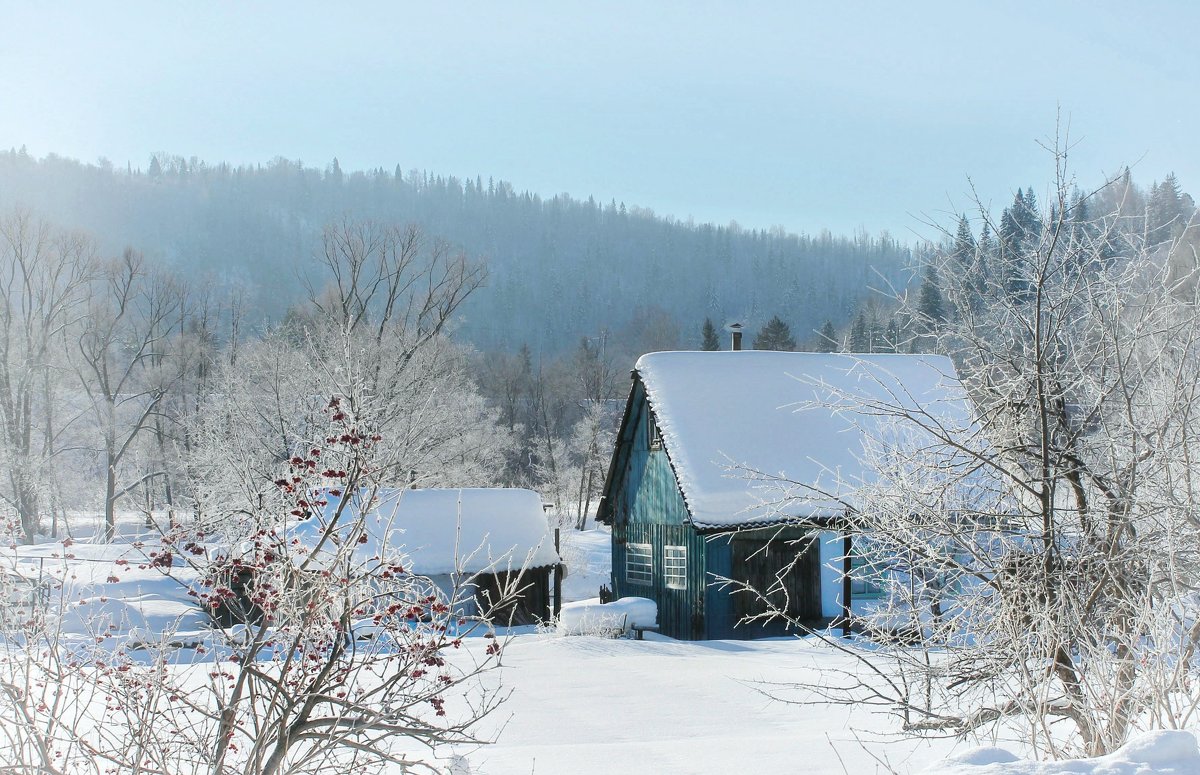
608,382,831,640
610,385,707,638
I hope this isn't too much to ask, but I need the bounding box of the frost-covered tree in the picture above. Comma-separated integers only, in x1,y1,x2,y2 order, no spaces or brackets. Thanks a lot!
751,145,1200,758
186,220,507,534
0,211,94,542
1,400,519,775
72,249,184,541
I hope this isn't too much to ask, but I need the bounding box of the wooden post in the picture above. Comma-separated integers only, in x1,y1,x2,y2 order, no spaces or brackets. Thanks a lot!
841,532,852,637
553,528,563,618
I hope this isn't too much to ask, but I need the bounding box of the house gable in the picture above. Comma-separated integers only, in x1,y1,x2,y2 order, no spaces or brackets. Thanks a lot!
598,379,693,529
600,378,707,638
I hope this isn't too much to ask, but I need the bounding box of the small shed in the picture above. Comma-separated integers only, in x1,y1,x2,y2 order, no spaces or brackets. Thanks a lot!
225,488,561,626
596,350,975,640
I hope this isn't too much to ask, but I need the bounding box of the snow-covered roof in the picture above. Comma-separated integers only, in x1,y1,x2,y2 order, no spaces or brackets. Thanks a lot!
634,351,977,529
294,487,560,575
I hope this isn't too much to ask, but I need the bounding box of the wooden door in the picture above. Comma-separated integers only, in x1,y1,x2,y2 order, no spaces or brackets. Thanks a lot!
731,535,822,625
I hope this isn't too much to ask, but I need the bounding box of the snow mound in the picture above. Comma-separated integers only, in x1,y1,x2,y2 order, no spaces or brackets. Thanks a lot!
1119,731,1200,766
922,730,1200,774
558,596,657,636
940,748,1021,766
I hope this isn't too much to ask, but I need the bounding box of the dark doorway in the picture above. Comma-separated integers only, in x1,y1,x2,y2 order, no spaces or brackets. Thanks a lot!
730,534,822,626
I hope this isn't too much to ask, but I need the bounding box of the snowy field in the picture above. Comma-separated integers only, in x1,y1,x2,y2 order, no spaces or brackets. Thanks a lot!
4,515,1198,774
454,633,956,774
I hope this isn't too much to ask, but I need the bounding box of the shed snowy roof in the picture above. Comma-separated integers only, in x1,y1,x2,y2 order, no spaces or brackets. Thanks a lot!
634,351,977,529
293,487,559,575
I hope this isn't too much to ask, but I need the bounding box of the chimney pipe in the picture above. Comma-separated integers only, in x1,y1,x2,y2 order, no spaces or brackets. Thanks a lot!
727,322,744,351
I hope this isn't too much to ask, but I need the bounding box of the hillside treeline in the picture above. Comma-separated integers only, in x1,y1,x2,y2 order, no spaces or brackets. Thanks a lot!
0,148,912,356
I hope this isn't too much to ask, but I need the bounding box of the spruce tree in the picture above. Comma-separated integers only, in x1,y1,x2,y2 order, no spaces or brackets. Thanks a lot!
1149,173,1185,243
999,190,1023,258
701,318,720,350
849,311,869,352
752,315,797,351
917,263,946,326
953,215,975,266
978,220,994,258
999,188,1040,300
976,221,994,304
814,320,838,353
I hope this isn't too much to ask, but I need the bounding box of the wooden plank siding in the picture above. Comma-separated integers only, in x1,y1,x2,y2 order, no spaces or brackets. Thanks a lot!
613,523,708,639
609,388,707,638
602,376,834,640
616,393,692,527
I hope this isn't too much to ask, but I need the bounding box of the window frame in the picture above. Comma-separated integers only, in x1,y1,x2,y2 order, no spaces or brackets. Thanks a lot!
646,410,662,451
663,544,687,590
849,542,886,599
626,542,653,586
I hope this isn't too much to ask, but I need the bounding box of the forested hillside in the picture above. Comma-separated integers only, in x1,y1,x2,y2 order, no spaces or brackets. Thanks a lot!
0,148,913,355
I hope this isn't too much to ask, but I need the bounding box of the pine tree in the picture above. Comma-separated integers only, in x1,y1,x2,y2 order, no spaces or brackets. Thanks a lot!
975,220,994,303
1149,173,1184,243
1021,188,1040,233
148,155,162,179
953,215,975,266
999,190,1023,258
999,188,1040,299
814,320,837,353
701,318,720,351
978,220,994,258
849,311,869,352
752,315,797,351
917,263,946,326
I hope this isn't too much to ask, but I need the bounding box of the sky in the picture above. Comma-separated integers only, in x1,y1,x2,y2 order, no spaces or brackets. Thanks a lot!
3,2,1196,240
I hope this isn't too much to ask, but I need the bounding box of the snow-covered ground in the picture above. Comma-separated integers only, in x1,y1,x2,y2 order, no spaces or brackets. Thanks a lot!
453,633,957,774
922,731,1200,775
5,517,1198,774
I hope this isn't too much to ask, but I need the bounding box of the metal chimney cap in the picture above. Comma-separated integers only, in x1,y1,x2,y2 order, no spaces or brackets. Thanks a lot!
724,322,744,332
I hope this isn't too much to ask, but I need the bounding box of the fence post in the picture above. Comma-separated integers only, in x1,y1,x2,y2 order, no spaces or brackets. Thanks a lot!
553,528,562,619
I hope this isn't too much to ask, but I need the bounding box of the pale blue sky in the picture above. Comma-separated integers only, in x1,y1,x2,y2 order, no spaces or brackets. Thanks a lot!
3,2,1195,238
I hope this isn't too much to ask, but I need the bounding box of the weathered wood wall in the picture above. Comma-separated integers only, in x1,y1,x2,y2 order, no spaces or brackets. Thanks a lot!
608,381,833,640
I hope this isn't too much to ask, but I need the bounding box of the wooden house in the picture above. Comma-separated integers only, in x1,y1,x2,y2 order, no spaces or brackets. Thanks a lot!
595,350,973,640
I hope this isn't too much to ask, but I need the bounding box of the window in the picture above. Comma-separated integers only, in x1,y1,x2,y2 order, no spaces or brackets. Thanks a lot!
663,545,687,589
647,411,662,450
850,543,885,599
626,543,653,585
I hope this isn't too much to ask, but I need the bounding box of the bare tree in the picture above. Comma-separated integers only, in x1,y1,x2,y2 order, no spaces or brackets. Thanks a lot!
72,249,184,540
0,211,94,543
1,221,516,775
743,144,1200,757
0,401,519,775
185,221,506,538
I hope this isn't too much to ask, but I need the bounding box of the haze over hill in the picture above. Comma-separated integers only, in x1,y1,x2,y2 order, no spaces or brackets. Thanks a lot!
0,149,914,356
